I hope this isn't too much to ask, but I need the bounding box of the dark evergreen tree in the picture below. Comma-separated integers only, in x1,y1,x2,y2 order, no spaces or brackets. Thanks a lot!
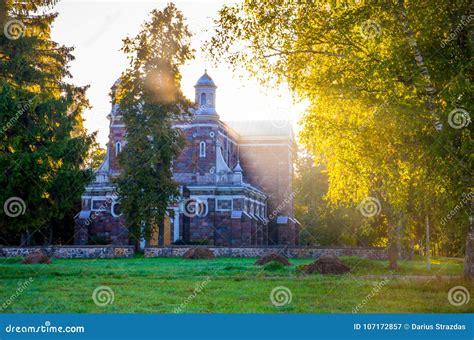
115,4,194,246
0,0,95,245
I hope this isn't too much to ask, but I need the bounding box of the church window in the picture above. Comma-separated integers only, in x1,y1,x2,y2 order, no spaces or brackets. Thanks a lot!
201,93,207,106
115,142,122,156
91,199,106,211
199,141,206,158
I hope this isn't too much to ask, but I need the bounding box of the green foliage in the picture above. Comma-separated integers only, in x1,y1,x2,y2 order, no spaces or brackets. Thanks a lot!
263,260,286,271
191,239,210,246
115,3,194,244
295,154,387,246
88,145,106,170
0,0,94,244
209,0,473,258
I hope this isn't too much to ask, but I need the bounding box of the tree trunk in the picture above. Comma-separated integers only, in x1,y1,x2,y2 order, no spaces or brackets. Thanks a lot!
388,241,398,269
425,214,431,270
26,229,32,246
48,225,53,246
20,233,27,247
388,219,399,269
396,0,442,130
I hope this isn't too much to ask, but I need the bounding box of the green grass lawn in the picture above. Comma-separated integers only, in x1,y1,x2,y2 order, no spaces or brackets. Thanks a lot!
0,256,472,313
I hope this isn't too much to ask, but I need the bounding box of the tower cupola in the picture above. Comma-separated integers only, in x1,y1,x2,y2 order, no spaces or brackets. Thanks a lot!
194,70,217,115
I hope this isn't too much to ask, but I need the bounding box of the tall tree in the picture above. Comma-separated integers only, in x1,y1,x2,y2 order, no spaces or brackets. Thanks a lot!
294,153,386,247
0,0,94,245
115,3,194,247
209,0,473,267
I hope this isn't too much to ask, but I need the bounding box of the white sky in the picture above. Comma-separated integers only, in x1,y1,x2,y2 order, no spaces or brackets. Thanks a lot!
51,0,306,146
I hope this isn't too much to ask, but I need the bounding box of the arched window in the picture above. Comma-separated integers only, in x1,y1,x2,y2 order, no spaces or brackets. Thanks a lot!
199,141,206,158
200,93,207,106
115,142,122,156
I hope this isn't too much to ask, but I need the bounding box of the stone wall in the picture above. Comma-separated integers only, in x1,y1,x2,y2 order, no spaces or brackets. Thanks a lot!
0,245,134,259
144,246,387,260
465,232,474,279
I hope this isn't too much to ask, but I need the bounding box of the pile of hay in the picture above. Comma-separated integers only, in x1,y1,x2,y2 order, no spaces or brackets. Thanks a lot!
301,256,350,274
22,251,51,265
255,253,291,266
182,248,215,260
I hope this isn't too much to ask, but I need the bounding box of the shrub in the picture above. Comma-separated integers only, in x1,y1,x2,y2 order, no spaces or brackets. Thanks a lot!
263,261,286,271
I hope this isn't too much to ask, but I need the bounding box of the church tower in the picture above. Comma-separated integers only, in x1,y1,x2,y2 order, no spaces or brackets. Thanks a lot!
194,70,217,116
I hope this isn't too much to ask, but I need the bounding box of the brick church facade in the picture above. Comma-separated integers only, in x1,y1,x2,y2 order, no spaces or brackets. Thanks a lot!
75,71,299,247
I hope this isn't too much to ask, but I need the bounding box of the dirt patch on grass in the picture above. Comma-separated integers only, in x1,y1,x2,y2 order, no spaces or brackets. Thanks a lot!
301,256,350,274
182,248,215,260
22,251,51,265
255,253,291,266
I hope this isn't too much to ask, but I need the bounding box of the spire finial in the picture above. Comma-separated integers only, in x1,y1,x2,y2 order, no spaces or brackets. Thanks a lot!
204,69,207,74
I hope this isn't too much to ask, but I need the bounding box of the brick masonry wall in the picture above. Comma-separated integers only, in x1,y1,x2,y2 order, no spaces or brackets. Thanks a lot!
144,246,388,260
239,141,294,216
75,213,129,246
0,246,134,259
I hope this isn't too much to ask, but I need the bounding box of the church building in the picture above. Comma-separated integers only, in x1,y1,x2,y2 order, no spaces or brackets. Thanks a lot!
75,71,299,247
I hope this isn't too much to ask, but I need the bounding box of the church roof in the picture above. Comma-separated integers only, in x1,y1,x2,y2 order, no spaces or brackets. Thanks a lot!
195,70,216,87
225,120,294,139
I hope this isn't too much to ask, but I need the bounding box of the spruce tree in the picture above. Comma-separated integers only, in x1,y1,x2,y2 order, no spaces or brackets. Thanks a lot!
0,0,94,244
115,4,194,246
